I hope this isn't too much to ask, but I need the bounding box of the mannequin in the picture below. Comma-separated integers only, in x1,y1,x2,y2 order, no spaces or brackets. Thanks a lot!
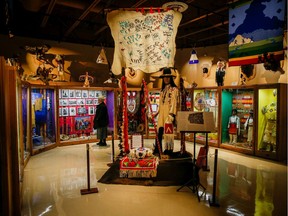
153,68,179,155
244,110,254,146
215,61,226,86
262,102,277,151
228,109,240,144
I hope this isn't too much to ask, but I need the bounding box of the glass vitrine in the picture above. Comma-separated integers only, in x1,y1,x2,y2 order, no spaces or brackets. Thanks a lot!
220,87,254,152
31,87,57,153
58,88,115,144
191,87,219,146
255,84,287,162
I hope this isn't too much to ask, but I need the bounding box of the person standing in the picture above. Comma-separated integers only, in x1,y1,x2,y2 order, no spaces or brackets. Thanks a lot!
153,68,179,155
228,109,240,144
93,96,109,146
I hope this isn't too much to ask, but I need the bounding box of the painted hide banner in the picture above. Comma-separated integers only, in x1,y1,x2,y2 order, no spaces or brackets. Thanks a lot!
107,10,182,75
228,0,285,66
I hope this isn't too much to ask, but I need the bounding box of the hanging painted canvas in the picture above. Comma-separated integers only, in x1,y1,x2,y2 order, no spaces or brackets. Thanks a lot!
107,10,182,74
228,0,285,66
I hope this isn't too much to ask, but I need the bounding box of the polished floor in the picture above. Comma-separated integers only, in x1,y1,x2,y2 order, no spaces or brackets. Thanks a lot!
21,140,287,216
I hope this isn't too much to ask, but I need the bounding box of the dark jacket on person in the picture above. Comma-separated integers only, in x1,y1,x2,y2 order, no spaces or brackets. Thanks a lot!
93,102,109,129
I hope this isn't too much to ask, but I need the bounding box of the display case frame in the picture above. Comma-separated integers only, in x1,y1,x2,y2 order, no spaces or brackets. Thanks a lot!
254,83,287,162
189,87,220,147
30,85,58,155
20,82,31,166
57,86,116,146
219,85,255,155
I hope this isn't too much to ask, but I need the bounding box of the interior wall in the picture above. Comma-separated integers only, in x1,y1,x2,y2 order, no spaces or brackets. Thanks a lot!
0,34,287,88
176,45,287,88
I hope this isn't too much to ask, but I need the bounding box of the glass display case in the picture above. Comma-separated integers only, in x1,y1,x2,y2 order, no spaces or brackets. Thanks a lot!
58,88,115,144
255,84,287,162
220,87,254,153
31,87,57,153
190,87,219,146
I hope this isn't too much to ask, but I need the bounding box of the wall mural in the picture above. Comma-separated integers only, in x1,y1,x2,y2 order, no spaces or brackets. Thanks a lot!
107,10,182,74
228,0,285,66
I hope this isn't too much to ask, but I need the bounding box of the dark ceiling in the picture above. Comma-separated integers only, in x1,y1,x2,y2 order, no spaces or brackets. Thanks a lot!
1,0,231,48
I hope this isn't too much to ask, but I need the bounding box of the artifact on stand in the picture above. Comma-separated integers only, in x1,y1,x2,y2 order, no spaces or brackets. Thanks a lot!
79,72,94,87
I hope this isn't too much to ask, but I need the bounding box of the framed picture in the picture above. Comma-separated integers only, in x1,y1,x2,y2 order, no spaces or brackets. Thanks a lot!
75,90,82,98
77,106,87,115
89,90,95,98
86,99,93,105
151,104,158,113
82,90,88,98
68,99,77,106
94,99,98,105
69,107,76,116
69,90,75,98
88,107,95,115
61,89,69,98
77,98,85,105
131,134,144,149
59,99,69,106
95,91,101,97
75,116,92,131
62,107,69,116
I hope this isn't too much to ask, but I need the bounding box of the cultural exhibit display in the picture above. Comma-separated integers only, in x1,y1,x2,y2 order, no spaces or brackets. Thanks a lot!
255,84,287,162
107,9,182,74
220,87,254,152
120,146,159,178
188,88,219,146
31,87,57,152
58,89,108,141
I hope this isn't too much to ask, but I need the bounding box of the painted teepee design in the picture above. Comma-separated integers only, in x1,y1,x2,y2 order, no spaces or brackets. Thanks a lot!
96,48,108,64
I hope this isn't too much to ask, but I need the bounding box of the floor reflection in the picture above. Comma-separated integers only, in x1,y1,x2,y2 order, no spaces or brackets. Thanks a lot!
21,141,287,216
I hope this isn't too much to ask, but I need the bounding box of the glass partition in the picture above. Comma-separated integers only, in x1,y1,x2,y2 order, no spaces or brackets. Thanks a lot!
257,88,277,152
31,88,56,151
58,89,114,143
22,85,30,161
192,88,219,145
221,88,254,150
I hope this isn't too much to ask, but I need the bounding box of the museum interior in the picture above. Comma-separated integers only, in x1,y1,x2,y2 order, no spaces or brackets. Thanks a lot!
0,0,287,215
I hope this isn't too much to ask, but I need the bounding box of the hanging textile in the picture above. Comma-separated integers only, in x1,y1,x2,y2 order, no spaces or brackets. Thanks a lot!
107,10,182,74
228,0,285,66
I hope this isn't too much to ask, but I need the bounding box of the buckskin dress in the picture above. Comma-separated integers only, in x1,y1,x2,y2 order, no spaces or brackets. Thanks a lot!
157,84,179,151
